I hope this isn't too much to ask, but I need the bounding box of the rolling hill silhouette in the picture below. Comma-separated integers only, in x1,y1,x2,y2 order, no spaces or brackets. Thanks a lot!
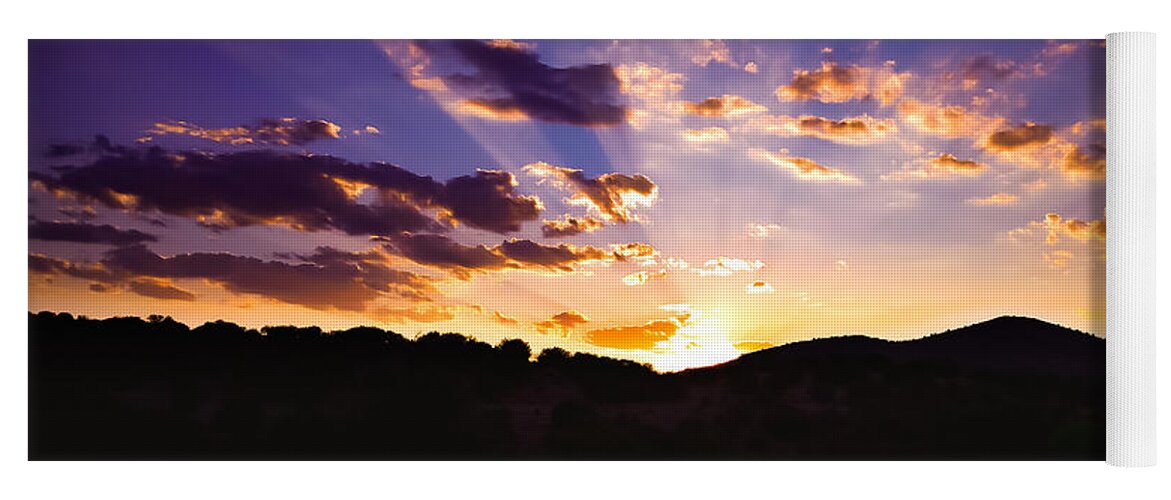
29,312,1104,460
722,316,1104,376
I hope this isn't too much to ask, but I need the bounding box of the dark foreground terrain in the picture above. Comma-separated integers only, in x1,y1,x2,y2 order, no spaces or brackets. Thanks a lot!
29,312,1104,460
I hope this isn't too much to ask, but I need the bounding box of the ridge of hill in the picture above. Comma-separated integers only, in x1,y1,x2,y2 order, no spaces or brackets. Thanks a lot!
28,312,1105,460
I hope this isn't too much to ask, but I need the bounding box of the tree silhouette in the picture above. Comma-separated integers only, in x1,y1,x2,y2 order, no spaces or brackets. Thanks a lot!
28,311,1104,460
497,338,532,365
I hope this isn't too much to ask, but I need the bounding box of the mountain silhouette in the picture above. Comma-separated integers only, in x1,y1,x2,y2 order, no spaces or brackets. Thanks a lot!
723,316,1104,376
29,312,1104,460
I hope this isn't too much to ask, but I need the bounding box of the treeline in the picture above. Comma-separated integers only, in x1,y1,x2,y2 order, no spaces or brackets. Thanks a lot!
29,311,1104,460
29,310,652,373
29,311,674,459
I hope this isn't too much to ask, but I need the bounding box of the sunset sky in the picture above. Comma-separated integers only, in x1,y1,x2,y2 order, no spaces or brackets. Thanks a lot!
28,39,1106,371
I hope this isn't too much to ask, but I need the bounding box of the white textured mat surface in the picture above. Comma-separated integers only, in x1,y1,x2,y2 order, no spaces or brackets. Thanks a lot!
1106,31,1157,467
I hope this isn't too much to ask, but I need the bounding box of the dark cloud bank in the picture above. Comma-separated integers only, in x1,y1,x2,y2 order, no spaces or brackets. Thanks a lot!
422,40,628,127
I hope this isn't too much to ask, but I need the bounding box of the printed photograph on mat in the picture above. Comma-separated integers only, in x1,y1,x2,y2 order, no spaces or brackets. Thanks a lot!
28,40,1105,460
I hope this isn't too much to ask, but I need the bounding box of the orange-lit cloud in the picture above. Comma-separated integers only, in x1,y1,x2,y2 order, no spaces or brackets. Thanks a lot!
682,95,767,117
30,245,438,312
491,310,520,325
753,150,861,184
1062,146,1106,180
622,269,667,286
776,61,910,106
486,39,536,51
978,123,1068,169
326,176,374,200
31,147,543,236
384,233,635,278
966,193,1019,206
29,254,116,283
682,127,731,144
734,341,774,353
534,310,589,335
694,256,765,277
541,214,605,238
384,41,440,90
379,233,507,278
141,118,343,146
993,120,1104,179
1060,121,1107,180
127,278,196,302
897,99,1005,139
616,63,685,101
614,62,687,128
1042,41,1081,57
610,242,659,263
690,39,736,68
746,281,775,294
1011,213,1106,246
1003,211,1105,275
583,319,680,350
410,76,448,92
1041,213,1106,244
456,99,530,122
985,123,1054,151
929,154,986,174
524,162,658,223
495,239,612,271
883,153,987,181
749,114,897,145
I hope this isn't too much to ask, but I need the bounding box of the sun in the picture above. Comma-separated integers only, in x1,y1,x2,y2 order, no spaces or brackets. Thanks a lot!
651,307,742,372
